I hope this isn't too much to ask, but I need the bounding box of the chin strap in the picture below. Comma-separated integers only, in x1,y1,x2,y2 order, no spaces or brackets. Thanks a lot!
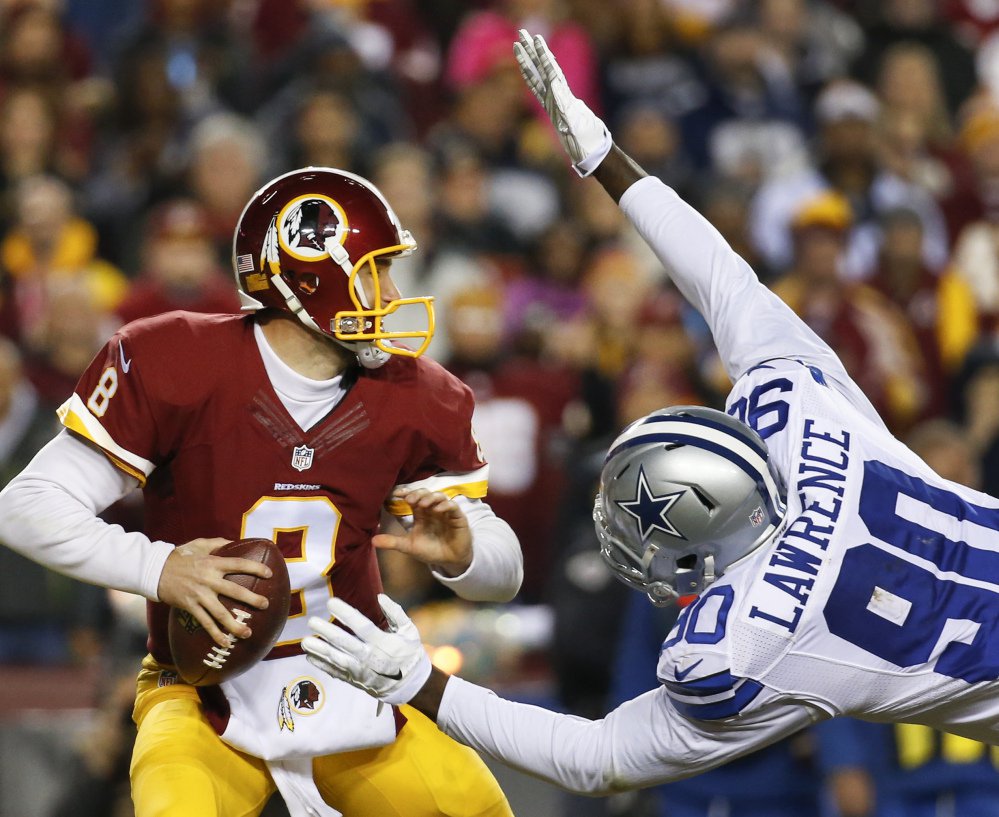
702,554,716,586
353,342,390,369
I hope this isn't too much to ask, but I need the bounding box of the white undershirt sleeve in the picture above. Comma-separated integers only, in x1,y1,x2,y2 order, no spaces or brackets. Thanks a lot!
438,676,824,794
0,430,175,600
619,177,884,426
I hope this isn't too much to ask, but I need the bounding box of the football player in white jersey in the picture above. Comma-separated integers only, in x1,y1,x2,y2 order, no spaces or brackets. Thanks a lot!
300,30,999,794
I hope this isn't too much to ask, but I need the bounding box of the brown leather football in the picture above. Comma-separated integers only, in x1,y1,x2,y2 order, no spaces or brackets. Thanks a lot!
168,538,291,686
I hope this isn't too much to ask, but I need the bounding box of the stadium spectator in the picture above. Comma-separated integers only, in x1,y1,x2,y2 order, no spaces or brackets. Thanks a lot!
86,40,189,268
446,0,600,112
616,289,708,426
45,672,137,817
953,340,999,498
110,0,247,117
502,218,589,353
600,0,704,127
23,276,117,409
750,79,948,277
756,0,864,102
771,192,928,430
286,88,361,175
700,179,766,277
949,106,999,324
876,43,954,149
184,113,267,261
0,88,59,199
576,246,654,382
820,718,999,817
0,2,92,93
876,106,963,208
908,418,984,491
614,104,694,198
429,58,527,169
677,19,807,175
853,0,978,116
868,208,978,418
433,148,522,257
0,336,58,485
0,175,127,342
567,173,661,279
369,143,499,361
115,198,238,325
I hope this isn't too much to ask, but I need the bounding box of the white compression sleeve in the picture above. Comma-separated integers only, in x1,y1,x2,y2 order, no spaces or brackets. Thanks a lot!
619,176,886,427
430,497,523,602
438,676,822,794
0,430,174,600
620,179,847,379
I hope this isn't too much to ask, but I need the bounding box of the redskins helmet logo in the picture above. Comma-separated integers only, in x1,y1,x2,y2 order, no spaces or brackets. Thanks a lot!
276,194,348,262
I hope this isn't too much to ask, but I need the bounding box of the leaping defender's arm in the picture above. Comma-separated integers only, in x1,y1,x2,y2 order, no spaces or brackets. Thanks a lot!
431,674,822,794
594,148,847,383
305,600,825,795
516,30,882,424
597,148,882,425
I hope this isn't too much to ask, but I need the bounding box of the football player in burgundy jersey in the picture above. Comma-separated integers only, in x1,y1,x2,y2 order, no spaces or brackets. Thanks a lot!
0,167,522,817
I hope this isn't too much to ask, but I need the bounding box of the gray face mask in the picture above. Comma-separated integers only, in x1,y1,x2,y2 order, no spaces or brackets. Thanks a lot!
593,406,787,606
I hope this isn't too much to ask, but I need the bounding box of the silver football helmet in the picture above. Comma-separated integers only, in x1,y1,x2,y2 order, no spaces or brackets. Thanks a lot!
593,406,787,606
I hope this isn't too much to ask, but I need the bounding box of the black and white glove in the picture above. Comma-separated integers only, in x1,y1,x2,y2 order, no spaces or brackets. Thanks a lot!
304,594,432,706
513,28,612,176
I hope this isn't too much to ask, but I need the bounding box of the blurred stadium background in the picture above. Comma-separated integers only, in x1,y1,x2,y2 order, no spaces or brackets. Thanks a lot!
4,0,999,815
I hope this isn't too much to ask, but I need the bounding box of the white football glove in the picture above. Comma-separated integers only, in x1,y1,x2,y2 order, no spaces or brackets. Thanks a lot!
513,28,612,176
303,594,432,706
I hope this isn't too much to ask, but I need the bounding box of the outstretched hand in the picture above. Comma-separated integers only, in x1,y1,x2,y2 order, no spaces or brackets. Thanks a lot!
375,489,473,577
513,28,611,176
303,594,433,706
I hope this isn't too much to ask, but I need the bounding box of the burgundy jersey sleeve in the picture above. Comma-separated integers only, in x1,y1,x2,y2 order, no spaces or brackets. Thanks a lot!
57,313,222,484
385,359,488,515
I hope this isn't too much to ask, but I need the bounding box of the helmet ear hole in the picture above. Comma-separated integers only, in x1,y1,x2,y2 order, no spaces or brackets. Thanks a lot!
286,270,319,296
676,554,697,569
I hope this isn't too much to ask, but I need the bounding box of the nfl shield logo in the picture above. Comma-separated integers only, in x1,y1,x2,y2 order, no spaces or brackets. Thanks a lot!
291,444,314,472
749,506,765,527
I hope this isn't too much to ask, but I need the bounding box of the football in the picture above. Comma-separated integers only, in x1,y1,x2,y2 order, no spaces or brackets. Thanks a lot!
168,538,291,686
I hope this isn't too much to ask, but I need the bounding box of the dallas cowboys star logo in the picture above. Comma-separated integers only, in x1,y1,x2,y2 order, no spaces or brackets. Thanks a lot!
615,465,686,541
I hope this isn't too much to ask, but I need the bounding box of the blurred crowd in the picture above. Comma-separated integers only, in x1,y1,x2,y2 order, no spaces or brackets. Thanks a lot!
5,0,999,815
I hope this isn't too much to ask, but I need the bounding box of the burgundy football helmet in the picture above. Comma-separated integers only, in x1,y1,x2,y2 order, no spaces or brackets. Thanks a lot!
233,167,434,364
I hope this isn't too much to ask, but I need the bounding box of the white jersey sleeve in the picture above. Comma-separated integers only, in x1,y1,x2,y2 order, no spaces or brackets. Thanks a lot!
619,177,885,431
0,430,174,599
438,675,822,794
